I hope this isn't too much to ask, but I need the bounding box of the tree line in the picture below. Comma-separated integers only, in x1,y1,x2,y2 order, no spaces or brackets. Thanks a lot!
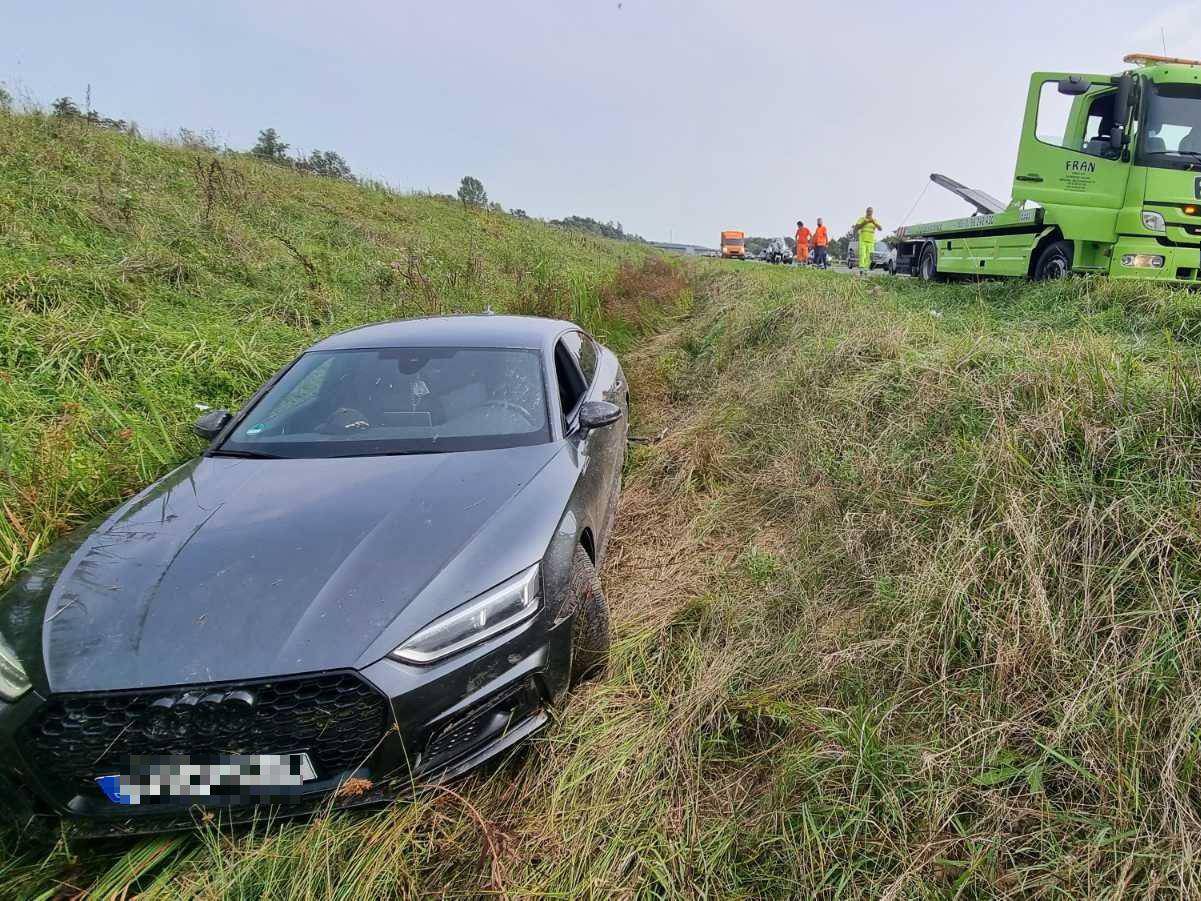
452,177,643,242
27,91,645,242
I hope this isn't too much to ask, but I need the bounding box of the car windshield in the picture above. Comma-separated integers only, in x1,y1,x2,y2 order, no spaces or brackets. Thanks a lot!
1138,82,1201,169
217,346,551,458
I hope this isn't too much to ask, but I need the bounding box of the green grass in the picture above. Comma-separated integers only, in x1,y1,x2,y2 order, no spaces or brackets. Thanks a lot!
0,110,676,588
8,104,1201,896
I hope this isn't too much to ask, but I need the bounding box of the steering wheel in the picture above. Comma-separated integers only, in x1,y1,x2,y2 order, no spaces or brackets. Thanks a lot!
319,407,372,433
480,400,537,427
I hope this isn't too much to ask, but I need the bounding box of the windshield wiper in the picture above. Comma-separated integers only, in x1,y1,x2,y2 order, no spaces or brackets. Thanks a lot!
328,449,446,458
209,449,282,460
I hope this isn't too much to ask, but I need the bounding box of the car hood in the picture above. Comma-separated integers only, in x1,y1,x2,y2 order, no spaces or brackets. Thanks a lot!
16,445,568,693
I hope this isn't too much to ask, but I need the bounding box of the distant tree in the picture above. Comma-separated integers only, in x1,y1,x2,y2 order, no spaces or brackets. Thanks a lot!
829,229,854,261
457,176,488,207
0,84,11,112
51,96,82,118
251,128,289,162
296,149,354,180
549,215,645,242
509,208,529,219
85,109,128,130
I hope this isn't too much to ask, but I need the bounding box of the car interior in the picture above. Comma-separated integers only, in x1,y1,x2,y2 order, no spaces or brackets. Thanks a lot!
234,347,549,444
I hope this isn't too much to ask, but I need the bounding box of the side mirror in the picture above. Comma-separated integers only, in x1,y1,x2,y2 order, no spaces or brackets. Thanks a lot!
578,401,622,434
193,409,232,440
1111,73,1135,151
1057,76,1092,96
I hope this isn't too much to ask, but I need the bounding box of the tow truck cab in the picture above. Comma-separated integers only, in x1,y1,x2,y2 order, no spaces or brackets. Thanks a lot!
897,54,1201,283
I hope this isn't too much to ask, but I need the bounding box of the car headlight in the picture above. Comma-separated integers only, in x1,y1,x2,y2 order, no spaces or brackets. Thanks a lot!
0,632,31,702
389,564,541,664
1141,210,1166,233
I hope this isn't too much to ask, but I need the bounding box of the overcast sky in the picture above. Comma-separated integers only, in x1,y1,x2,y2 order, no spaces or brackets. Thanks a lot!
7,1,1201,245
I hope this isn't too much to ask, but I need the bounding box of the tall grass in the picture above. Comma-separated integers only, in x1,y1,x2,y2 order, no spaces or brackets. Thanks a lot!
9,261,1201,897
9,102,1201,895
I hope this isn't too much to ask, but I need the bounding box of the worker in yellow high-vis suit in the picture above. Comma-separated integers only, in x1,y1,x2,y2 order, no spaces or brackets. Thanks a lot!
853,207,883,273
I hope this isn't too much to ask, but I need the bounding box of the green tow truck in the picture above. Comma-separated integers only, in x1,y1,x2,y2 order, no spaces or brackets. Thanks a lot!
895,54,1201,283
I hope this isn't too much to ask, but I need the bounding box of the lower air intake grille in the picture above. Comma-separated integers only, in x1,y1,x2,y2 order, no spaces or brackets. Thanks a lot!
19,673,389,798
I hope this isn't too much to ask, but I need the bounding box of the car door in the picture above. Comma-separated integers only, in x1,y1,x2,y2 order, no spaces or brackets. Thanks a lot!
573,332,626,555
554,334,604,549
556,332,621,557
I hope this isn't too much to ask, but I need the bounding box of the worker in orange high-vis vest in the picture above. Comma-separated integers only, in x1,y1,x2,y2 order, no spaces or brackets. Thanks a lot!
812,218,830,269
794,221,811,265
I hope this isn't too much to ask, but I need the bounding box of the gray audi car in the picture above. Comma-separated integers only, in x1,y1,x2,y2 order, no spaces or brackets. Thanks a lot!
0,315,628,831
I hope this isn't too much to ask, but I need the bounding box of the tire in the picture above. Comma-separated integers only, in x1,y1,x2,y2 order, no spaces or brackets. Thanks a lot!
918,244,941,282
1034,239,1073,280
562,545,611,685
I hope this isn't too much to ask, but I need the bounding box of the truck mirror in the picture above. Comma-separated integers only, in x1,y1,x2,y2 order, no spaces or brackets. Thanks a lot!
1057,76,1092,96
1111,73,1135,151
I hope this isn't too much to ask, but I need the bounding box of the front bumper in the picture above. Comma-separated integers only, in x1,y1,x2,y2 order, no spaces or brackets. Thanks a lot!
0,612,573,834
1110,235,1201,282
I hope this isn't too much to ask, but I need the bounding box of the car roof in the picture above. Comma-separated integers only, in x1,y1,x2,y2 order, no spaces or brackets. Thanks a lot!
309,314,578,352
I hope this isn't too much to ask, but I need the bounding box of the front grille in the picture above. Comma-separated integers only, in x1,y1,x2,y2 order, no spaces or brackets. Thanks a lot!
19,673,389,799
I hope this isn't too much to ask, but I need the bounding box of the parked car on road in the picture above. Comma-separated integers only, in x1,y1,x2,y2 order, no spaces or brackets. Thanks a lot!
0,315,628,831
845,239,894,271
763,238,793,265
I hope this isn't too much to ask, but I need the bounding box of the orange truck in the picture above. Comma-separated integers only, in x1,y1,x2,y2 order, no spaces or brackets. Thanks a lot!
720,230,746,259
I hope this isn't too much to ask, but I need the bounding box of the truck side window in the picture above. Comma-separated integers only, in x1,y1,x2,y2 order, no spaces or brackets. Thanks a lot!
1035,81,1077,149
1081,92,1118,159
1036,81,1119,160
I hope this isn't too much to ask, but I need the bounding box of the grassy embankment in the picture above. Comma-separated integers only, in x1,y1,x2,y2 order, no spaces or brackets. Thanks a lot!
8,102,1201,896
0,110,674,591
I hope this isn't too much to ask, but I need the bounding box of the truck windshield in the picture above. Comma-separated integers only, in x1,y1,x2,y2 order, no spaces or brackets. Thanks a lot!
1139,82,1201,170
723,237,744,247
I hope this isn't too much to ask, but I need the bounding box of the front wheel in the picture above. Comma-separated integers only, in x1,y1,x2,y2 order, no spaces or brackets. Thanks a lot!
561,546,611,685
1034,240,1073,280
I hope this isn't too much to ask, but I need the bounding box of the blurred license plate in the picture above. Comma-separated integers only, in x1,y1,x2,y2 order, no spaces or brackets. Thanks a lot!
96,753,317,806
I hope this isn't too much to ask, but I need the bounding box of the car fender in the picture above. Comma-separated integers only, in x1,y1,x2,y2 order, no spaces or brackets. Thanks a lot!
353,444,587,668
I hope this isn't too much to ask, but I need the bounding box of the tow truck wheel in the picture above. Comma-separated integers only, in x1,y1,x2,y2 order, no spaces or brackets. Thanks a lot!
1034,240,1073,280
918,245,940,282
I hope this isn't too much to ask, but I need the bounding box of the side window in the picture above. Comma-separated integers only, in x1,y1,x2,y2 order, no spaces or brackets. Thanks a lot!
554,339,586,423
1036,82,1120,160
1081,91,1118,158
1035,81,1077,149
575,332,598,385
1032,82,1080,151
